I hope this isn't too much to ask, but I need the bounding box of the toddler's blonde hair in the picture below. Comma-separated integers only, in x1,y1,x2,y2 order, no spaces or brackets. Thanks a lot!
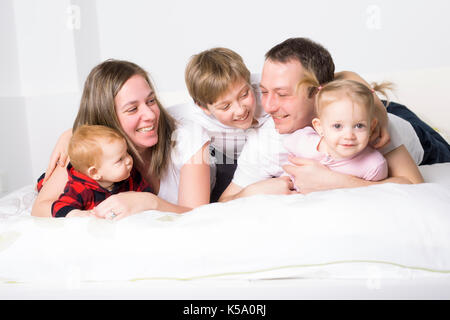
298,73,393,119
68,125,125,174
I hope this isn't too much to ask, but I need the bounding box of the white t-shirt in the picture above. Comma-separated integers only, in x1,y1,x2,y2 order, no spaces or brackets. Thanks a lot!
157,120,210,204
232,113,424,188
167,74,270,160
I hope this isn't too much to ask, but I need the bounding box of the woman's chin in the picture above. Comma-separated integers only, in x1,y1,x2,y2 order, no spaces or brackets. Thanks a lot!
135,136,158,151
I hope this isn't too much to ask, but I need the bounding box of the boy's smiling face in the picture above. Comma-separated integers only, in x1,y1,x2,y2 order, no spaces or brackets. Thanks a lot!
203,78,256,130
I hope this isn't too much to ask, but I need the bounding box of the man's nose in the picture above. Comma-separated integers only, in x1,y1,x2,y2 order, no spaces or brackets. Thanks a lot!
263,93,278,113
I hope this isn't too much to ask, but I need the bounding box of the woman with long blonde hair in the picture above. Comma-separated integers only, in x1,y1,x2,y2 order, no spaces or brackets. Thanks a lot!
32,59,211,219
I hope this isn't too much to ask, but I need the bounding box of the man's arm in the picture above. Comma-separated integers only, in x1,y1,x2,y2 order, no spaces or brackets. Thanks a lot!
383,144,424,184
219,177,295,202
283,145,424,194
219,182,244,202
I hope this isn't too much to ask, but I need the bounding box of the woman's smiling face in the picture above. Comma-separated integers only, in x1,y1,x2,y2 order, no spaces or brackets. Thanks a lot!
114,74,160,152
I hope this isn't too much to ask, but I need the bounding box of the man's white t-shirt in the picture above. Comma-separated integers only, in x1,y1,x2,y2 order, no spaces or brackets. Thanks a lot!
157,121,210,204
232,113,424,188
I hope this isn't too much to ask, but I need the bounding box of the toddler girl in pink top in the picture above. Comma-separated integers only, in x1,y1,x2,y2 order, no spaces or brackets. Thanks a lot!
283,79,389,184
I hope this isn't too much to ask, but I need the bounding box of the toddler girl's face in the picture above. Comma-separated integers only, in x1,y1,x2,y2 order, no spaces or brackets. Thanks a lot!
317,98,372,159
97,138,133,184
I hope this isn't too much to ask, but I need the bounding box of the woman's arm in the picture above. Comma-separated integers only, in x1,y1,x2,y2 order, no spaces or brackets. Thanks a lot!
178,141,211,208
31,128,73,217
43,128,72,184
283,145,424,194
31,164,69,217
92,142,211,220
92,191,192,220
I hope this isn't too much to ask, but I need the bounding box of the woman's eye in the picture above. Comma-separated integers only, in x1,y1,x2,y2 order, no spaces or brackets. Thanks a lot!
333,124,342,129
355,123,366,129
241,90,249,98
127,106,137,113
146,99,155,105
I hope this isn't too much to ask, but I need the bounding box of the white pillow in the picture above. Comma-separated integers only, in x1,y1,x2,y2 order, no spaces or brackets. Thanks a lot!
1,169,449,283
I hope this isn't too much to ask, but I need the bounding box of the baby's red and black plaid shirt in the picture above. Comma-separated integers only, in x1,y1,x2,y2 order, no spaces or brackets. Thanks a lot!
37,163,152,217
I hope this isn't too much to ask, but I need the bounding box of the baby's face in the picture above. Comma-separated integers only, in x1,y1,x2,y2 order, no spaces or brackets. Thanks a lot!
96,138,133,184
318,98,372,159
204,78,256,129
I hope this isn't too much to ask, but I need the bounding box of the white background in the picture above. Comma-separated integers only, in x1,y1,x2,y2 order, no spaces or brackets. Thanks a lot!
1,0,450,195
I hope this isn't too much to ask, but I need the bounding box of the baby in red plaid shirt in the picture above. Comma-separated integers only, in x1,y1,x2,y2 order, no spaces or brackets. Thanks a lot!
46,125,152,218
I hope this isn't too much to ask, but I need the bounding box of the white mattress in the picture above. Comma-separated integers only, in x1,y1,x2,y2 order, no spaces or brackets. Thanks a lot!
1,163,449,299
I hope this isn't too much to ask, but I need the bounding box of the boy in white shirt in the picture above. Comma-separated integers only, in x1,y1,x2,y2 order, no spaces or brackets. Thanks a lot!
169,47,270,201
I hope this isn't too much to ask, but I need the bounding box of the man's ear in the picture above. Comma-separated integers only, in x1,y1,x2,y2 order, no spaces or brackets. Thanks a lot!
87,166,101,181
311,118,323,136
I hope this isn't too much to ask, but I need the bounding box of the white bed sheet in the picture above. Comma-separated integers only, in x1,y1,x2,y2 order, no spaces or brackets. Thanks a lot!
0,163,449,299
3,278,450,300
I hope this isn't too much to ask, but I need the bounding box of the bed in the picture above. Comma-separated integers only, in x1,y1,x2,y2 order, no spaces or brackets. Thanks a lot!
1,162,449,299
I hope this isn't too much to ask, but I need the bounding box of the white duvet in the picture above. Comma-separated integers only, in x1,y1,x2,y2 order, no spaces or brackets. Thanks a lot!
0,163,449,285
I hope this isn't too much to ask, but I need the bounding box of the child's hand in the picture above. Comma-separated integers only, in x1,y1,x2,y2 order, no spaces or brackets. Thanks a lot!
65,209,95,218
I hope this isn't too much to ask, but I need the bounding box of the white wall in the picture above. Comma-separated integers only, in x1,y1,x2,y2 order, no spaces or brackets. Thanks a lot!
1,0,450,195
94,0,450,91
0,0,32,194
0,0,80,195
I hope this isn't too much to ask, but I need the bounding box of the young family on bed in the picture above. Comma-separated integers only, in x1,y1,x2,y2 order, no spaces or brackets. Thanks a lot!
32,37,450,220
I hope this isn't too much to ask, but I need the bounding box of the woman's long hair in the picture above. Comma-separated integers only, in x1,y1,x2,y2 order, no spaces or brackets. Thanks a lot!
73,59,176,178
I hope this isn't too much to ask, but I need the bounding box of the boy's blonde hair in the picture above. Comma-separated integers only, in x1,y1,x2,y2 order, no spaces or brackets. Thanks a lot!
68,125,125,174
185,47,251,107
